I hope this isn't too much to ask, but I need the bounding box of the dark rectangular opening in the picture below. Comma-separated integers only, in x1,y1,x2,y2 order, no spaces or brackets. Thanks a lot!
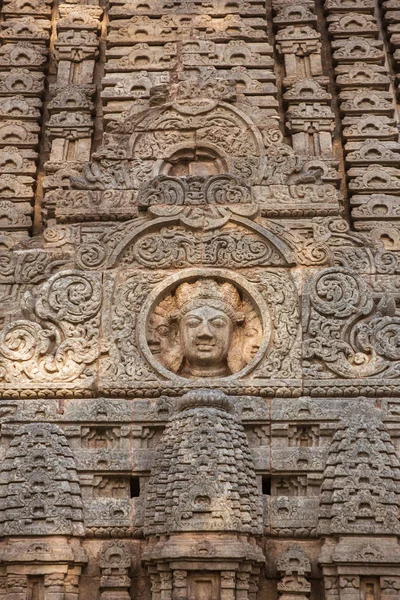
262,475,271,495
130,476,141,498
27,576,44,600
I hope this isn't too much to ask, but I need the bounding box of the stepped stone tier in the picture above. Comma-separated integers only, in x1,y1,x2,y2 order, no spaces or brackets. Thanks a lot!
0,0,400,595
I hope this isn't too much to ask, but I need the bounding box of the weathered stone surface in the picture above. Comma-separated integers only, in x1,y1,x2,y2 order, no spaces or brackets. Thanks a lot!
0,0,400,596
144,389,263,535
319,402,400,535
0,422,84,536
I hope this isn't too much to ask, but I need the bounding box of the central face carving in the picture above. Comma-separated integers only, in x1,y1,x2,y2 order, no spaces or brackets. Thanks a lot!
179,305,233,377
147,278,263,379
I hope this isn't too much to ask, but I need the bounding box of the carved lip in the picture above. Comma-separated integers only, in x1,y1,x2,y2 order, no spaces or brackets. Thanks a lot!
195,343,215,351
148,343,161,354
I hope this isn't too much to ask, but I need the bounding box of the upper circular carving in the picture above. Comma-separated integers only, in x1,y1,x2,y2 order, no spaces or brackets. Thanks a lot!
141,272,269,380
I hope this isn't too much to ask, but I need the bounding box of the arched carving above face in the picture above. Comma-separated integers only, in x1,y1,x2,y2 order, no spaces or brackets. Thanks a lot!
147,278,263,379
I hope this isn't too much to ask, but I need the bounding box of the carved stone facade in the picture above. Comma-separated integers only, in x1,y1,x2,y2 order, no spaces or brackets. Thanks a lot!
0,0,399,597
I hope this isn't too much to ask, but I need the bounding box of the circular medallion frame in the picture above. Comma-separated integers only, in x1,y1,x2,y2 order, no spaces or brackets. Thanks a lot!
138,268,272,382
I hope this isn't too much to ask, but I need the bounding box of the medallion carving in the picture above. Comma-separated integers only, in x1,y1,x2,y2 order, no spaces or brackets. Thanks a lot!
101,267,301,389
147,278,263,378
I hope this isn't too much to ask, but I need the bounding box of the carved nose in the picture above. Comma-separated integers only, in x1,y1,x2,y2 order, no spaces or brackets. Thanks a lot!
197,323,213,338
148,336,160,350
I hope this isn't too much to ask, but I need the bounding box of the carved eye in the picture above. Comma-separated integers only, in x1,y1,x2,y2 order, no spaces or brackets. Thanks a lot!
210,317,227,328
245,327,258,338
156,325,169,337
185,317,202,328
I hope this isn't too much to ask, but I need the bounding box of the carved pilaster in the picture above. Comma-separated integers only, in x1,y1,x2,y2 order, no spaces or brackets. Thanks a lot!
150,572,161,600
44,573,65,600
0,0,52,241
6,575,28,600
273,0,335,159
159,571,172,600
99,541,131,600
172,570,187,600
236,572,251,600
220,571,236,600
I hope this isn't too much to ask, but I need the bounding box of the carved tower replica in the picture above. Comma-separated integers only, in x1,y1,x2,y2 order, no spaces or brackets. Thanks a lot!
0,0,400,597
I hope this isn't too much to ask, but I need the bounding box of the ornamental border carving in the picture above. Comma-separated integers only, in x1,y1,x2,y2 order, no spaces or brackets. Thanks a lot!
101,266,301,391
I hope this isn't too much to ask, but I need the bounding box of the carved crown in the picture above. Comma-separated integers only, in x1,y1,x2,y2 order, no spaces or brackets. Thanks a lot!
174,278,243,322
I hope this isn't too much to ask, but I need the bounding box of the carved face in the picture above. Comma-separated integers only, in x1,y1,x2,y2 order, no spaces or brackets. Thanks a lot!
147,279,265,378
147,312,171,357
147,311,180,372
242,321,263,364
179,305,233,376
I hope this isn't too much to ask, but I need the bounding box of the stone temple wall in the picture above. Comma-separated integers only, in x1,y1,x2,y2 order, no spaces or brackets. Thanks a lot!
0,0,400,597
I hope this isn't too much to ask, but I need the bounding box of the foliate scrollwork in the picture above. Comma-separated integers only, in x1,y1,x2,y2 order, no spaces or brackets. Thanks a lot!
147,204,259,231
102,272,164,382
249,270,301,379
0,271,101,383
297,239,331,266
304,267,400,378
0,249,71,285
103,268,299,386
75,241,107,270
121,227,285,268
35,271,101,323
307,268,372,319
356,315,400,362
138,174,252,206
139,175,185,206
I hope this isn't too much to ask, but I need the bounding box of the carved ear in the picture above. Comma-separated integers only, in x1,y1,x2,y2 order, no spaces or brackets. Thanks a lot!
169,325,183,373
167,346,183,373
156,325,182,373
227,326,245,374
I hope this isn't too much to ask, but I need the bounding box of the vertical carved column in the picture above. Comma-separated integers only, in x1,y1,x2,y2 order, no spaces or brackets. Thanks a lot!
236,572,251,600
150,572,162,600
248,568,260,600
6,575,28,600
379,0,400,97
221,571,236,600
42,3,102,224
172,570,187,600
99,541,131,600
381,576,400,599
159,571,172,600
0,576,6,600
0,0,52,243
273,0,335,158
324,0,400,242
339,576,360,600
323,573,340,600
44,573,65,600
64,569,80,600
277,544,311,600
